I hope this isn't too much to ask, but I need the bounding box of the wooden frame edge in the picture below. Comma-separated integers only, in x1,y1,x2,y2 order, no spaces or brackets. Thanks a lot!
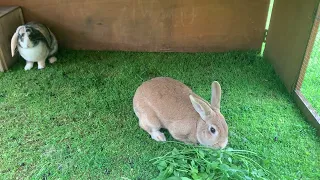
295,3,320,91
294,90,320,136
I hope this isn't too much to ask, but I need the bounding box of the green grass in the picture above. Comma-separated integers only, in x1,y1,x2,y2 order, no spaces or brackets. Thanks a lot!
0,50,319,179
301,28,320,114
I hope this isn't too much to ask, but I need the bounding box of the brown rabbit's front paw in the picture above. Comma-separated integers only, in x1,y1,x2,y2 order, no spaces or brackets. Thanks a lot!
151,131,166,142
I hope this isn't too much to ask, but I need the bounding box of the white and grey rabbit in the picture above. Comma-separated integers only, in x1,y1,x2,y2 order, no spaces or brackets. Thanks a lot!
11,22,58,70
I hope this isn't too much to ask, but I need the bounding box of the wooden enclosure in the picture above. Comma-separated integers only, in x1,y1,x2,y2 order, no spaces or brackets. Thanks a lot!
264,0,320,133
0,0,269,52
0,0,319,133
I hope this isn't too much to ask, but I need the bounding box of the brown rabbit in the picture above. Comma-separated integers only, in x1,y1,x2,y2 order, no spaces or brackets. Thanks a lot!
133,77,228,149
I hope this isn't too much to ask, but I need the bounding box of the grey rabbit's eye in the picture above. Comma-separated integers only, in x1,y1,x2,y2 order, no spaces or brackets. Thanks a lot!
26,28,31,35
210,127,216,134
19,33,25,42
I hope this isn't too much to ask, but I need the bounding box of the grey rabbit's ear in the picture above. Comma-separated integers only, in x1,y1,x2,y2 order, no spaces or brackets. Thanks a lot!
11,26,25,57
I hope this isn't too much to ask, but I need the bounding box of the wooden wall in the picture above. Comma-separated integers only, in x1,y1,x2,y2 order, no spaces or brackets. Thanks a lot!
264,0,319,92
0,0,269,52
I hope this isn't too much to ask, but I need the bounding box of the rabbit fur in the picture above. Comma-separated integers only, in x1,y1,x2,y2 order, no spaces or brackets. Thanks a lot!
11,22,58,70
133,77,228,149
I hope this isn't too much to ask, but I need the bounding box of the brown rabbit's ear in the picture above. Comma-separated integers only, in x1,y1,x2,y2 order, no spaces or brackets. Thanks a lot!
211,81,221,109
189,94,212,120
11,26,24,57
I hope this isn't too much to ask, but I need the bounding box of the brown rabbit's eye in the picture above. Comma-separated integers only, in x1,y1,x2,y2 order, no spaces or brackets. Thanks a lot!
210,127,216,134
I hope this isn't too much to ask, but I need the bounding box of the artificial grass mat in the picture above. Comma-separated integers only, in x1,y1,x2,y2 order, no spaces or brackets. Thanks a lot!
0,50,319,179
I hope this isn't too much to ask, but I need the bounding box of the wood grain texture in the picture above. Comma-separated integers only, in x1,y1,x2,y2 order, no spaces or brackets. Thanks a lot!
0,0,269,52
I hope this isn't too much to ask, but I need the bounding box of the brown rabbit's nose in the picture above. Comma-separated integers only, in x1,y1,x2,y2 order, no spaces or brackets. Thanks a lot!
212,144,225,149
218,139,228,149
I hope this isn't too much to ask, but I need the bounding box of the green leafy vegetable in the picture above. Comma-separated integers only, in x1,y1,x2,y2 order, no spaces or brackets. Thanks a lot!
150,142,276,180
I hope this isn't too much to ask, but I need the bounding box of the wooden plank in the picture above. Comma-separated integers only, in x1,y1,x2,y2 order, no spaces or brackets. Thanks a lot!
294,90,320,135
0,6,19,17
0,0,269,51
0,6,24,72
264,0,320,92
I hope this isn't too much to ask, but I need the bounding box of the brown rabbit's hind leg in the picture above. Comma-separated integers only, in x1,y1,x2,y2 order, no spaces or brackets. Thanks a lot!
138,113,166,142
150,130,166,142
